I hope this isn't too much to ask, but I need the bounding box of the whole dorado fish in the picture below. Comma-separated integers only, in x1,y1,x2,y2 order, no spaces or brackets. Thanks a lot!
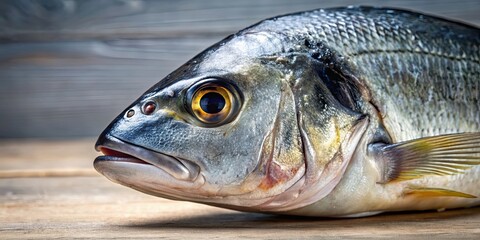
94,6,480,217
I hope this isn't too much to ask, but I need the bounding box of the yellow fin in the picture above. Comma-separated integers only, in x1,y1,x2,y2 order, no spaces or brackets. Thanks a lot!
370,132,480,183
404,186,477,198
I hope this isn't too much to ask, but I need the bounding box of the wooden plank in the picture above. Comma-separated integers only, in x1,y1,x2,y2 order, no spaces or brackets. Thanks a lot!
2,0,477,42
0,139,480,239
1,176,480,239
0,138,97,170
0,0,479,138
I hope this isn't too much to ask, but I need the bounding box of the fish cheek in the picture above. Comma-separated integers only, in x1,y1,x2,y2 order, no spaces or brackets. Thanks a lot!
257,80,305,191
179,72,286,187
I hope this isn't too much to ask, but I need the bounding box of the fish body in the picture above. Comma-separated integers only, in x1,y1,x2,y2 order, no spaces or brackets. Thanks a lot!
94,6,480,217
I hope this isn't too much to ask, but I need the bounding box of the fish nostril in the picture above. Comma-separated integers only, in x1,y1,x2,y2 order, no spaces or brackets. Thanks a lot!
142,101,157,115
126,109,135,118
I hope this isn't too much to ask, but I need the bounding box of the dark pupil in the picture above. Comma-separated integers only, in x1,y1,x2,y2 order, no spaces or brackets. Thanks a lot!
200,92,225,114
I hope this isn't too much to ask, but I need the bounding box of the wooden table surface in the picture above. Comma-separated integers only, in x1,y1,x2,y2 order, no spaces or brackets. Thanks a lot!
1,139,479,239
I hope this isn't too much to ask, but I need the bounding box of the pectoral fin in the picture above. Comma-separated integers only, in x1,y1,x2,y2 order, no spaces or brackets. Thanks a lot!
370,133,480,183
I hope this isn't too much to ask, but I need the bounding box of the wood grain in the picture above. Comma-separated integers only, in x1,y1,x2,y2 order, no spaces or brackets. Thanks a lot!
0,0,479,138
1,139,480,239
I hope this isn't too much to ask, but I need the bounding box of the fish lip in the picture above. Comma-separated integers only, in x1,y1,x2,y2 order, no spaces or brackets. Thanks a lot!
94,134,200,181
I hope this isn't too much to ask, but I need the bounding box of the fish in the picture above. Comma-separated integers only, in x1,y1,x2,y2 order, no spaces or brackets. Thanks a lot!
94,6,480,217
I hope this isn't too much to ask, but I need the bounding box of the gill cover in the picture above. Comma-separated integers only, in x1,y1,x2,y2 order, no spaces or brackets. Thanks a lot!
254,52,368,211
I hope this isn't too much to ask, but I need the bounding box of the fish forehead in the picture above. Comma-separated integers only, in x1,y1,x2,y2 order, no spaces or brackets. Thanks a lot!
135,32,288,100
198,33,285,72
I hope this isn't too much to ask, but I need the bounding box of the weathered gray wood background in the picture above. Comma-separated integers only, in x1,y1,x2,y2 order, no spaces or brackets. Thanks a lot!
0,0,479,138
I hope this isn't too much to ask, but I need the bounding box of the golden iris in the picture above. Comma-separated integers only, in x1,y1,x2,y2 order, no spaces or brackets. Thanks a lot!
191,85,232,124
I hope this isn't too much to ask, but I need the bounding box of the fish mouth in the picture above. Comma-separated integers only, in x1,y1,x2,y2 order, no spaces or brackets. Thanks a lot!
94,134,200,181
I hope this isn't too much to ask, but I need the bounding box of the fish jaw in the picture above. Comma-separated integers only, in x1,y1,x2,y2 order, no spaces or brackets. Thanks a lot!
93,133,306,208
94,134,205,194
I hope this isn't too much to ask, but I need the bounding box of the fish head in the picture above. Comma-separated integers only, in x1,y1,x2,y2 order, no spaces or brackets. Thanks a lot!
94,31,369,212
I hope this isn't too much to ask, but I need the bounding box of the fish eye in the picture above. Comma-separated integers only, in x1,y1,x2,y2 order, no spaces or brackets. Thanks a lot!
191,85,231,124
186,79,241,125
